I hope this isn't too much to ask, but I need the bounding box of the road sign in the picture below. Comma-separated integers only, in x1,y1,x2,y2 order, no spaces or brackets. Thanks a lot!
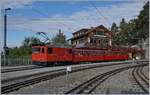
66,66,71,72
66,66,71,89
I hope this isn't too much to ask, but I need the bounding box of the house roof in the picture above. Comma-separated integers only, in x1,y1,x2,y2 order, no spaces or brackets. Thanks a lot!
86,25,112,35
72,28,90,35
69,25,112,40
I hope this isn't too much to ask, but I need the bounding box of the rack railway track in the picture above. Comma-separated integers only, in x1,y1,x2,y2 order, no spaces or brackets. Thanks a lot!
1,61,148,94
132,65,149,94
2,62,127,94
65,64,147,94
140,66,149,82
1,65,44,73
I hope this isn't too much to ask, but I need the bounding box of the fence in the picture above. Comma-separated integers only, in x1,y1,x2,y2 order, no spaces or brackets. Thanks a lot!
1,58,32,66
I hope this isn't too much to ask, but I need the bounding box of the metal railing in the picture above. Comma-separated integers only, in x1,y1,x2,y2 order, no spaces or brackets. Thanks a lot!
1,58,32,66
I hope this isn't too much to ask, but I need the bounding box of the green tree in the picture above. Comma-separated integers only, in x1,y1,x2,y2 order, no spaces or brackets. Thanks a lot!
126,19,138,45
111,22,119,44
7,37,42,58
111,2,149,45
51,29,69,46
8,47,21,58
22,37,43,47
136,1,149,40
111,22,118,33
115,18,128,45
119,18,128,31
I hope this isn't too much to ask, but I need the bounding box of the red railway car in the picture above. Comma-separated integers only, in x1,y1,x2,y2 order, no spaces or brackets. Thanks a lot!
32,45,130,66
72,48,129,63
32,45,72,66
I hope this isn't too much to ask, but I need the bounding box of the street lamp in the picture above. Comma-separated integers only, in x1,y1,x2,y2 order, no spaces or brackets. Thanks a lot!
3,8,11,66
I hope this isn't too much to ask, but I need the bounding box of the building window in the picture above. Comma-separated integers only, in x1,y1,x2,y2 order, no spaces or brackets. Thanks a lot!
96,31,104,35
99,40,101,43
94,39,96,44
79,39,81,43
90,38,93,43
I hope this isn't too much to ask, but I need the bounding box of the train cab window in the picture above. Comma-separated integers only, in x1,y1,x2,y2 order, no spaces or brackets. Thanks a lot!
41,48,45,53
32,48,40,53
48,48,52,54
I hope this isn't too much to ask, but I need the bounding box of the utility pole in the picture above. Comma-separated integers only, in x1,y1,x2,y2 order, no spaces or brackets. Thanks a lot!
3,8,11,66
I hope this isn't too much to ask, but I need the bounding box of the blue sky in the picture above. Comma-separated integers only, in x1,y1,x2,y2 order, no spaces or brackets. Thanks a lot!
9,1,132,19
0,0,147,48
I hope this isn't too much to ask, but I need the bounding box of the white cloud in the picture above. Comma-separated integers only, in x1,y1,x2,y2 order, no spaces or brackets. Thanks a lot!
0,0,148,47
0,0,34,9
0,0,85,9
12,1,146,36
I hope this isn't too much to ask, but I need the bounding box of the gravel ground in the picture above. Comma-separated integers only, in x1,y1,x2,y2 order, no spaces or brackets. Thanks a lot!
1,65,36,69
2,61,127,81
2,66,63,81
143,66,149,79
10,63,132,94
93,68,135,94
93,65,149,94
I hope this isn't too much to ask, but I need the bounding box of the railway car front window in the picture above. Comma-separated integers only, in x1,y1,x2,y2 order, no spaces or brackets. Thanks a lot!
32,48,40,53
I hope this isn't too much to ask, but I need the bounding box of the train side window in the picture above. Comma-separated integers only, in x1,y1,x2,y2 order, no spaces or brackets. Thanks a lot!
41,48,45,53
48,48,52,54
69,49,72,54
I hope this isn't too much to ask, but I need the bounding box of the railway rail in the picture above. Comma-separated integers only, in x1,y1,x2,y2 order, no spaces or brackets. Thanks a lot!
140,66,149,82
1,63,120,94
2,62,122,84
65,64,148,94
132,65,149,94
2,62,127,94
1,65,44,73
1,61,148,94
1,69,64,94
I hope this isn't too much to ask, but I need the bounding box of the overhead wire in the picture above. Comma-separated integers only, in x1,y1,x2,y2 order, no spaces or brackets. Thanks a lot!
11,1,113,38
12,25,53,43
88,1,110,26
16,1,77,33
16,1,102,32
14,1,110,32
11,1,55,38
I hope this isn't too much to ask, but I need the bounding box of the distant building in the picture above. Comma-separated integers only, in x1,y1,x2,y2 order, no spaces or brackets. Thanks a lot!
69,25,112,48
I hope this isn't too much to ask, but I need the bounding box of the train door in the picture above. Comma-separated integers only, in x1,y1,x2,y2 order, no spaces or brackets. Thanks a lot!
40,47,46,62
32,47,41,63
